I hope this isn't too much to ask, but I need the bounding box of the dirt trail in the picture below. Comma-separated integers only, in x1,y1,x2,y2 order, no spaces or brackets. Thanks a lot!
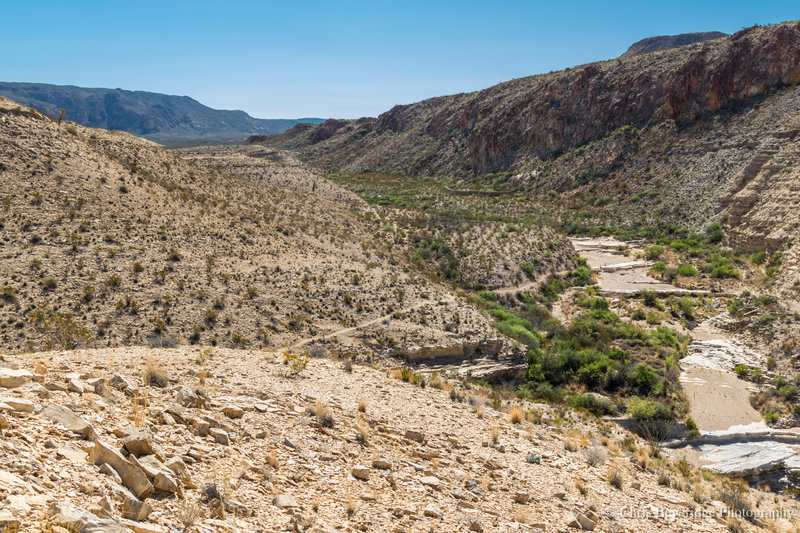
288,298,455,350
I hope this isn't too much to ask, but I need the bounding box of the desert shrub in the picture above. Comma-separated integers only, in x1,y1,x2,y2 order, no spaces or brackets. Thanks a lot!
705,223,724,244
685,417,700,439
29,307,91,350
570,266,592,286
571,393,617,416
640,290,658,308
749,251,766,264
676,264,697,276
584,445,607,466
645,245,665,260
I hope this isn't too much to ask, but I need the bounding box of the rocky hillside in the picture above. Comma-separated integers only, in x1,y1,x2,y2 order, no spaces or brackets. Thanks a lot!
0,82,323,142
619,31,728,58
259,21,800,179
0,96,509,358
2,345,797,532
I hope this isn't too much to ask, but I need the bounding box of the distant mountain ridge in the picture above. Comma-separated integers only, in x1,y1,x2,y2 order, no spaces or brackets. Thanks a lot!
0,82,323,142
620,31,728,57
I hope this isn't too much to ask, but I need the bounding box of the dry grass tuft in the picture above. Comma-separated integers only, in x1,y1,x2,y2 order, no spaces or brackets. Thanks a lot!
507,407,524,424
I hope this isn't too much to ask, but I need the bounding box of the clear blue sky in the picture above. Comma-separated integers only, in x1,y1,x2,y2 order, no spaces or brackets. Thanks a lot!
2,1,797,118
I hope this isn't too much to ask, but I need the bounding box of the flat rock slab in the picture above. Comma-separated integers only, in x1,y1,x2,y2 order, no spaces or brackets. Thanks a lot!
41,404,97,440
0,368,32,389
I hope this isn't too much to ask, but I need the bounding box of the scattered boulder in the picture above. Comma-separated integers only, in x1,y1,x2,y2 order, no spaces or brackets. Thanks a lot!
0,398,35,413
405,429,425,442
423,503,443,519
0,510,19,532
273,494,298,508
420,476,440,489
121,427,161,458
90,441,153,500
121,496,152,521
372,457,392,470
0,368,32,389
351,466,370,481
566,512,597,530
47,502,130,532
222,405,244,419
209,428,229,445
41,405,97,440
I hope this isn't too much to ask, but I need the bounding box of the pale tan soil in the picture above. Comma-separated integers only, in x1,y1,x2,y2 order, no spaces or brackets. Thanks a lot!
3,346,796,532
679,367,762,432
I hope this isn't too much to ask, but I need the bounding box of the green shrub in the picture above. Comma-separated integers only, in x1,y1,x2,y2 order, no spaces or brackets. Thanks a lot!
711,264,740,279
685,417,700,439
570,266,592,286
630,363,659,394
572,393,617,415
734,364,749,377
645,245,665,261
749,251,766,264
640,289,659,308
676,264,697,276
705,223,724,244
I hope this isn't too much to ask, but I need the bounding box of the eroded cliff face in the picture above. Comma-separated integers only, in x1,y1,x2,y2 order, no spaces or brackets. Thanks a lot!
260,21,800,178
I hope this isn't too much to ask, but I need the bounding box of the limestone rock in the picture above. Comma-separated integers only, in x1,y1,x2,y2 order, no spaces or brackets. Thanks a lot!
48,502,131,532
210,428,229,445
153,472,180,495
423,503,443,518
273,494,298,508
351,466,370,480
405,429,425,442
122,496,152,521
90,440,154,500
222,405,244,419
420,476,440,489
0,398,35,412
372,457,392,470
121,427,160,458
41,404,97,440
0,510,19,532
0,368,32,389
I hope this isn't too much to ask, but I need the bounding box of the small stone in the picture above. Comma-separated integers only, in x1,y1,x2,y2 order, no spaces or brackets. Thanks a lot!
122,496,152,521
566,512,596,531
210,428,229,445
57,445,88,463
121,427,159,458
175,387,200,408
0,368,32,389
222,405,244,419
273,494,298,508
351,466,370,480
420,476,440,489
283,437,297,450
514,491,531,504
154,472,180,494
423,503,443,519
0,398,35,413
0,414,8,430
405,429,425,442
48,502,129,533
372,457,392,470
192,419,210,437
67,378,94,394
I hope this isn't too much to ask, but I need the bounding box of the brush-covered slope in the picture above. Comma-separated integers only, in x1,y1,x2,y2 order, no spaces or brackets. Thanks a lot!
0,97,503,354
619,31,728,57
258,21,800,179
0,82,324,142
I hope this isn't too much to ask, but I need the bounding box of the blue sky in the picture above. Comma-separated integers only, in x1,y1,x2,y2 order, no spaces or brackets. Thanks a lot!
2,1,797,118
